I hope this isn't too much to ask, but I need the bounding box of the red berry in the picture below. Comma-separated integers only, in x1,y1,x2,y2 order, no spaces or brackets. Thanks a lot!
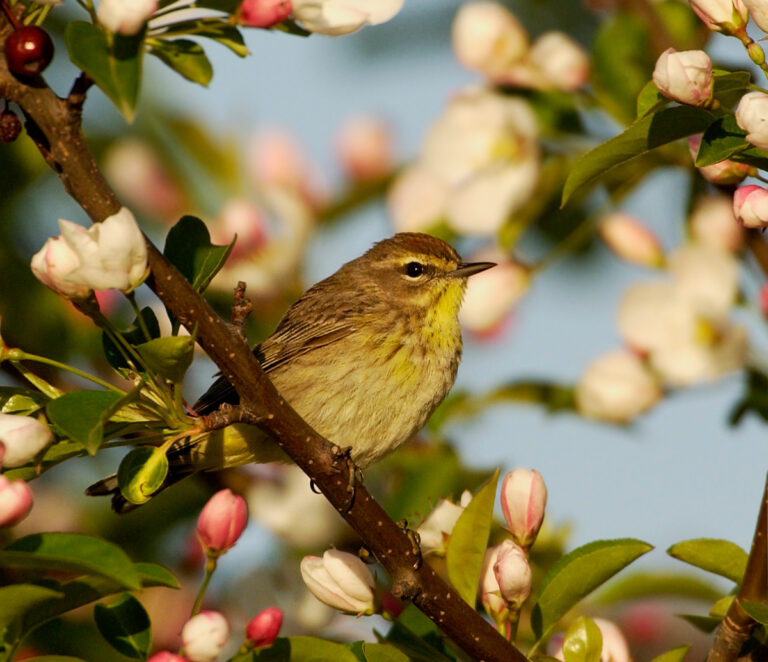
4,26,54,77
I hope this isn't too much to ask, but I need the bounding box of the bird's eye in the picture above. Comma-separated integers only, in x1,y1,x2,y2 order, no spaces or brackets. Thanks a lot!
405,261,425,278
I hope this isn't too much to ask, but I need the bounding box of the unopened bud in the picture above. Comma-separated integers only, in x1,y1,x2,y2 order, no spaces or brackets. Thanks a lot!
598,213,665,267
240,0,292,28
652,48,713,107
493,540,532,609
500,469,547,549
196,489,248,556
735,91,768,149
300,549,376,614
181,611,229,662
147,653,187,662
689,0,748,33
245,607,283,648
0,475,33,527
734,184,768,228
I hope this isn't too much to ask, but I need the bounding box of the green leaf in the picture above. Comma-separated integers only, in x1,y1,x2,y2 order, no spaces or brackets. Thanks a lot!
149,39,213,86
710,595,733,618
446,469,499,606
273,18,312,37
382,617,455,662
649,645,691,662
595,571,723,604
712,69,752,106
695,114,750,166
0,584,64,638
136,336,194,382
102,307,161,372
164,215,235,293
636,80,666,118
562,106,713,205
362,643,410,662
94,593,151,659
46,390,123,455
117,446,169,505
158,19,248,56
667,538,747,583
678,614,721,632
740,600,768,625
562,616,602,662
65,22,142,122
135,562,179,588
232,637,360,661
531,538,653,642
0,533,141,590
0,387,48,415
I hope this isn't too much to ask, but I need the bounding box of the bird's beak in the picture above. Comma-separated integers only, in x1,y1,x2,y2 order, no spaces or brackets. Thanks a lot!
451,261,496,278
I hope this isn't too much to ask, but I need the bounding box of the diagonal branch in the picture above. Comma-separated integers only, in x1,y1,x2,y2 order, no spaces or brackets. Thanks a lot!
0,18,524,662
707,473,768,662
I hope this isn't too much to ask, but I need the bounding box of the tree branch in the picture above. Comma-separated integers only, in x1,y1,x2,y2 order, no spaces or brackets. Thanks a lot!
0,18,524,662
707,473,768,662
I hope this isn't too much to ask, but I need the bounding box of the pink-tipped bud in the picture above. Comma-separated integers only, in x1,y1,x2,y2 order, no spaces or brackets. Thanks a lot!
196,489,248,555
211,198,267,260
493,540,532,608
528,31,589,92
245,607,283,648
300,549,376,614
652,48,713,107
598,213,665,267
336,115,393,182
0,475,33,527
181,611,229,662
736,91,768,150
240,0,292,28
734,184,768,228
500,469,547,549
689,0,748,33
688,135,754,185
147,653,187,662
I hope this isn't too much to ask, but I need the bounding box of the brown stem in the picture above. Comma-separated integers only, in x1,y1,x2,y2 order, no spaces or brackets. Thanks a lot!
0,16,524,662
707,473,768,662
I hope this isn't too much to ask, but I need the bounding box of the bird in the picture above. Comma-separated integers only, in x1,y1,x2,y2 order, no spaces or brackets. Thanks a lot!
87,232,495,512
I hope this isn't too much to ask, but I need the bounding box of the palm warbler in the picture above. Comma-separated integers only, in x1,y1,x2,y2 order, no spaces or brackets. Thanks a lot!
89,232,494,511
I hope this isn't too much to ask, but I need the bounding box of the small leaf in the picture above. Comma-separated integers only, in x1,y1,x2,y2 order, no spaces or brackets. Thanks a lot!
446,469,499,606
102,307,161,372
159,19,248,56
362,643,410,662
678,614,721,632
667,538,747,583
136,336,194,382
0,584,63,632
562,106,714,205
383,618,454,662
0,387,48,415
94,593,151,659
710,595,733,618
164,215,235,293
636,80,666,118
149,39,213,86
712,69,752,106
531,538,653,641
65,22,142,122
117,446,169,505
740,600,768,625
135,562,179,588
0,533,141,589
196,0,241,13
695,114,750,166
273,18,312,37
232,637,360,661
46,390,124,455
562,616,603,662
649,645,691,662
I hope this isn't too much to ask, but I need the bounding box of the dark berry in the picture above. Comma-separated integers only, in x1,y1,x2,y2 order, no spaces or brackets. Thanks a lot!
0,107,21,143
4,26,54,77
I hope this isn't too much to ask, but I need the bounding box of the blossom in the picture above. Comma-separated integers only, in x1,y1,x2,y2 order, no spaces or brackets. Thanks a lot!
240,0,292,27
181,611,229,662
451,1,529,77
734,184,768,228
0,414,53,468
416,490,472,556
500,469,547,549
300,549,375,614
689,194,743,252
0,475,33,527
336,115,393,181
652,48,713,106
210,199,267,260
196,489,248,555
575,350,662,423
736,91,768,150
292,0,404,35
245,607,283,648
743,0,768,31
147,653,187,662
31,208,148,298
689,0,748,32
527,31,589,91
97,0,158,35
493,540,532,608
598,213,664,267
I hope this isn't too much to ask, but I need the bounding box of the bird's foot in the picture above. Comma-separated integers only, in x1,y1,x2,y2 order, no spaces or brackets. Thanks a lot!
396,519,422,570
331,445,362,512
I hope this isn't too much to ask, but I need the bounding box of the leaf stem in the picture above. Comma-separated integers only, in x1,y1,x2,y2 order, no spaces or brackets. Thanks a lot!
7,350,125,394
190,555,217,617
8,360,63,400
126,291,152,342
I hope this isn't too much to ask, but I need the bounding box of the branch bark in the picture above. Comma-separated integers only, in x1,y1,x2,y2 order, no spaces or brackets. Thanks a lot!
707,473,768,662
0,18,524,662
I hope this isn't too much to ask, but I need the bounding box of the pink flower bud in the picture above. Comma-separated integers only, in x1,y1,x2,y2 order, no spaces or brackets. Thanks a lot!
528,31,590,92
0,413,53,468
147,653,187,662
598,213,665,267
210,199,267,260
734,184,768,228
744,0,768,30
97,0,157,35
240,0,292,28
196,489,248,555
247,130,308,191
689,195,744,253
479,545,508,623
0,475,33,527
181,611,229,662
493,540,532,608
336,115,393,182
652,48,713,107
688,136,754,184
245,607,282,648
300,549,375,614
736,91,768,150
501,469,547,549
690,0,748,33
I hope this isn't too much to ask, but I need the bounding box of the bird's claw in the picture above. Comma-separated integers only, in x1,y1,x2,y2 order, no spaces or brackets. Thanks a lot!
397,519,422,570
331,445,361,512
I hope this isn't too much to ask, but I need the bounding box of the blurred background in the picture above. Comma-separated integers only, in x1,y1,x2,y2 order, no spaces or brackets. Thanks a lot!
1,0,765,658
